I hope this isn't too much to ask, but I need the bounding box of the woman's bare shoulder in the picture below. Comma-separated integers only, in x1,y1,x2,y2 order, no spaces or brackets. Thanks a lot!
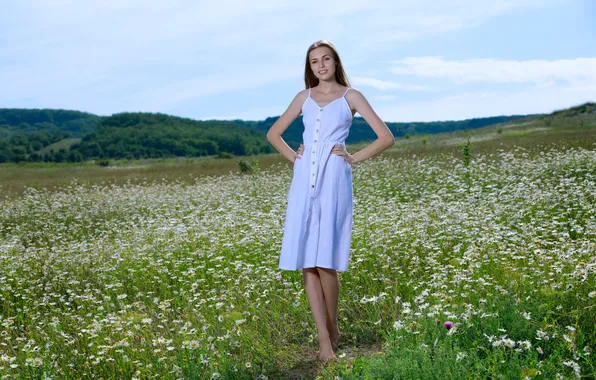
346,87,362,96
298,88,310,98
289,88,309,105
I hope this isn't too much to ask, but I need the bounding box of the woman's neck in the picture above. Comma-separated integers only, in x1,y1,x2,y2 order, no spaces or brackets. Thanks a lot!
315,81,341,94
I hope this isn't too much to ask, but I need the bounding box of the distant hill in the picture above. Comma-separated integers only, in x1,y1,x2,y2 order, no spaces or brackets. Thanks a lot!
550,102,596,118
73,112,272,161
0,109,101,163
0,104,590,164
0,108,100,138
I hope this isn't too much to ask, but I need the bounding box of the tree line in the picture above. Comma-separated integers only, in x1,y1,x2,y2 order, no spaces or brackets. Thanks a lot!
0,108,532,163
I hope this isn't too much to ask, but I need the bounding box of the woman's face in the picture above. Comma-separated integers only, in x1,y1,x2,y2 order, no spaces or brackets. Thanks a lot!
309,46,336,81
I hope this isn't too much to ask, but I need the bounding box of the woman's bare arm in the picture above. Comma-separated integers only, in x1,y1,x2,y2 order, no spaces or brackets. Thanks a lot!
346,89,395,164
266,89,308,163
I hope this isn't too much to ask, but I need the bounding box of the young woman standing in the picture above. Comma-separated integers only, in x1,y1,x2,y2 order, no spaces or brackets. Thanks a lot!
267,40,395,362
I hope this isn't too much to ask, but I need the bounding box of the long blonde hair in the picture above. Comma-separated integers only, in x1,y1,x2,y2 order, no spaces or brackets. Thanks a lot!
304,40,350,89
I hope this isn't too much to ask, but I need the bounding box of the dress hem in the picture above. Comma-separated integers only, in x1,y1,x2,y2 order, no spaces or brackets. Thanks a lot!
278,265,348,272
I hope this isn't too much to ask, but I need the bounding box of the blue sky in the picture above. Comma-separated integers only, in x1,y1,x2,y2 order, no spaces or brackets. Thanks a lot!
1,0,594,122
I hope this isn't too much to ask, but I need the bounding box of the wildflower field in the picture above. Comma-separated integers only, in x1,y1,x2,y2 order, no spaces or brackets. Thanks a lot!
1,120,596,378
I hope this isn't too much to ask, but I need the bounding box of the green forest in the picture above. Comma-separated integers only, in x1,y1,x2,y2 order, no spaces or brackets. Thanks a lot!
0,108,530,163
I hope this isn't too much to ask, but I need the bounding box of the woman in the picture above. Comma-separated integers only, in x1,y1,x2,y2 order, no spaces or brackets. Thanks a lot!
266,40,395,362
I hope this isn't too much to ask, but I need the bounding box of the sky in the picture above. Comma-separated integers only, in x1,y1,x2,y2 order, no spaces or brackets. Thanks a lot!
1,0,595,122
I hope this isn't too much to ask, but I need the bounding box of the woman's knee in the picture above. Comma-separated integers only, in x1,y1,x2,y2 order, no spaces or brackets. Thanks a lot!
315,266,337,277
302,267,319,278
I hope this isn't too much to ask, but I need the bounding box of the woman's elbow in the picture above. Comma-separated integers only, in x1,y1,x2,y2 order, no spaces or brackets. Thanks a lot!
384,135,395,147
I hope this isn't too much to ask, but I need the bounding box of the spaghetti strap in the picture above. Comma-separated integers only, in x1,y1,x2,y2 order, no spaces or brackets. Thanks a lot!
308,88,311,98
343,87,351,97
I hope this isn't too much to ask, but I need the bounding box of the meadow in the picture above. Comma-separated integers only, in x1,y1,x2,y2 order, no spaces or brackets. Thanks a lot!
1,114,595,379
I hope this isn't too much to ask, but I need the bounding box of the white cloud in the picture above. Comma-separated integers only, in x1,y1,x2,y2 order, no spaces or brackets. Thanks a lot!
352,76,436,91
351,0,561,47
380,55,596,121
123,64,300,112
374,85,596,122
372,95,397,101
391,57,596,86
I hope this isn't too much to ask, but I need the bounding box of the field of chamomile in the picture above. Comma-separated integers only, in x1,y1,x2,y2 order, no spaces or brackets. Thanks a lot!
1,117,596,379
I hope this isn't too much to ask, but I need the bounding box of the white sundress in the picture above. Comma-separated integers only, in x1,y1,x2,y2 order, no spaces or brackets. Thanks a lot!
278,87,354,272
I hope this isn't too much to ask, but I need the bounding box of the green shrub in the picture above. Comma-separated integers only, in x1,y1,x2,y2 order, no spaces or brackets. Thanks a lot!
238,159,260,173
217,151,233,159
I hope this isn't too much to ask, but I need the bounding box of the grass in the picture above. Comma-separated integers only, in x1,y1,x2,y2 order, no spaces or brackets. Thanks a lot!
38,137,82,155
0,111,595,379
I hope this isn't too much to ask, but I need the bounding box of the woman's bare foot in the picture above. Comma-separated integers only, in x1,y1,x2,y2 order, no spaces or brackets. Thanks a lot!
319,351,337,362
317,331,336,362
327,323,341,351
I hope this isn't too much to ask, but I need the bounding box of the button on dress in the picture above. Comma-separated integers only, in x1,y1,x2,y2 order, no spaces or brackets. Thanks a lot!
278,87,353,272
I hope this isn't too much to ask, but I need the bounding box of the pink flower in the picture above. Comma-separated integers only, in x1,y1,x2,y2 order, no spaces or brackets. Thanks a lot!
444,321,453,330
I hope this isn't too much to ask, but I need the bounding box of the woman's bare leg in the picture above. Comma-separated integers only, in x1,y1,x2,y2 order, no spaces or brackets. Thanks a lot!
302,267,335,361
316,267,341,349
